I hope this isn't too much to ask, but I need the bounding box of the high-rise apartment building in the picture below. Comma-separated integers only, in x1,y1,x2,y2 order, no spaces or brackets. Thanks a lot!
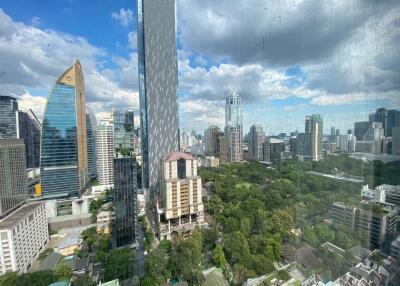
0,139,27,217
216,132,228,163
225,90,243,162
204,125,220,156
248,124,265,161
113,109,135,153
392,126,400,154
305,114,323,161
113,155,137,247
96,120,114,186
40,60,88,198
158,152,204,240
137,0,180,198
86,107,97,180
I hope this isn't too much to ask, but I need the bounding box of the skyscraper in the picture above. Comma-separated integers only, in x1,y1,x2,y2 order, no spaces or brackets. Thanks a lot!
204,125,220,156
0,139,27,217
86,106,97,180
113,155,137,247
225,90,243,162
40,60,88,198
305,114,323,161
354,121,371,141
113,109,135,153
137,0,180,198
248,124,265,161
0,96,41,168
0,95,18,139
96,119,114,186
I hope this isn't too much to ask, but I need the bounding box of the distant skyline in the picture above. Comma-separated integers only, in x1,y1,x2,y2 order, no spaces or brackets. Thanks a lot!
0,0,399,135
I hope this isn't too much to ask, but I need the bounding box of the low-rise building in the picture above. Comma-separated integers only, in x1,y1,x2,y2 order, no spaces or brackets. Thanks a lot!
0,202,48,274
54,233,81,256
202,156,219,167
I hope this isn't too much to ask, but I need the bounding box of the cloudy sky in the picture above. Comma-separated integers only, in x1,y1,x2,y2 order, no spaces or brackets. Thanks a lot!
0,0,399,135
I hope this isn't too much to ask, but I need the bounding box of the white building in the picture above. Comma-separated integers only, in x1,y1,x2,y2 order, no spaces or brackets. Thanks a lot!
96,120,114,186
0,202,48,274
361,184,400,205
361,184,386,203
225,90,243,162
203,156,220,168
158,152,204,240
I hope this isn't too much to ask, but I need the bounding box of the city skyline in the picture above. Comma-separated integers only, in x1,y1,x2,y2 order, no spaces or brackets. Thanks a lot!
0,1,399,135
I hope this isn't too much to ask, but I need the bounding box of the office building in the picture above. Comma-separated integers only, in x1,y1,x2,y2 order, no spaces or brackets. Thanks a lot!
40,60,88,198
18,110,41,168
96,120,114,186
0,202,48,275
269,138,286,164
113,109,135,153
137,0,180,198
387,109,400,136
0,96,41,168
248,124,265,161
86,107,97,180
305,114,323,161
204,125,220,156
391,235,400,263
225,90,243,162
216,132,228,163
203,156,220,167
392,126,400,154
354,121,371,141
0,140,27,217
180,131,191,150
158,152,204,240
369,108,389,136
262,141,271,162
0,95,18,139
113,155,138,247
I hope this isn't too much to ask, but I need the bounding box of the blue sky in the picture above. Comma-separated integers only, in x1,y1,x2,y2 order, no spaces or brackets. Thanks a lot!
0,0,399,135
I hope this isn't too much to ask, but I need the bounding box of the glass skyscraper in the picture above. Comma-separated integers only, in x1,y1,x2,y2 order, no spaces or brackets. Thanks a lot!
137,0,180,198
0,95,18,139
113,109,135,153
40,60,88,198
86,106,97,180
113,155,137,247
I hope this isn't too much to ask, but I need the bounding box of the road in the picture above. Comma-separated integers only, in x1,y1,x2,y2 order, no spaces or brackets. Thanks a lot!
306,171,364,183
133,221,146,278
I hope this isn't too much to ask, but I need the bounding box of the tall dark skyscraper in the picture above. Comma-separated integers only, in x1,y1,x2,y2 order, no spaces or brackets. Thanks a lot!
0,96,41,168
113,109,135,153
86,106,97,180
18,110,41,169
40,60,88,198
354,121,371,141
0,139,27,217
137,0,179,198
113,155,137,247
0,95,18,139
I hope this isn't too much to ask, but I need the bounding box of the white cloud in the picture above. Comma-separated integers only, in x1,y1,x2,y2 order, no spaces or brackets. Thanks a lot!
111,8,133,27
16,92,47,120
0,9,138,119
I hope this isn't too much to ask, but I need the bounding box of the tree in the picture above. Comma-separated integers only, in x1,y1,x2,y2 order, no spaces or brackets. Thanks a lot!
201,227,219,251
145,249,169,284
251,255,274,275
277,270,291,281
72,275,96,286
0,272,18,286
303,228,318,246
232,264,255,285
54,263,72,281
213,244,227,268
223,231,251,266
104,247,134,281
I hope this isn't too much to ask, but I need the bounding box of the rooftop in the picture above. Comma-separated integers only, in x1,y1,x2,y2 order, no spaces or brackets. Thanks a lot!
163,151,194,161
38,252,62,271
0,203,43,229
56,234,81,249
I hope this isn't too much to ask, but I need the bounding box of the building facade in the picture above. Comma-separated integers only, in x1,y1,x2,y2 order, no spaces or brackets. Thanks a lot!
248,124,265,161
86,107,97,180
0,95,18,139
225,90,243,162
216,132,228,163
40,60,88,198
113,110,135,153
354,121,371,141
0,139,27,217
137,0,180,198
18,110,41,169
159,152,204,240
0,202,48,275
113,155,137,247
96,120,114,186
305,114,323,161
204,126,220,156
